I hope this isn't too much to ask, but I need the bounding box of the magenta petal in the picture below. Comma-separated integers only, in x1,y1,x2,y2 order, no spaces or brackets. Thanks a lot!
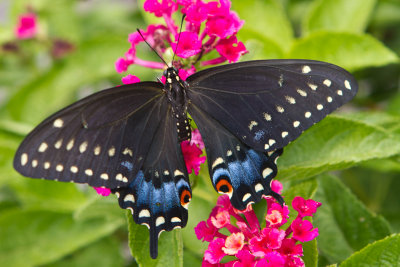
121,74,140,84
93,187,111,196
204,238,227,264
291,218,319,242
292,196,322,217
15,13,37,39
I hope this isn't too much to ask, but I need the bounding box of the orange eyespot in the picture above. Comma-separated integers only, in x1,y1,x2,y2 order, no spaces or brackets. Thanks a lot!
180,189,191,208
216,179,233,195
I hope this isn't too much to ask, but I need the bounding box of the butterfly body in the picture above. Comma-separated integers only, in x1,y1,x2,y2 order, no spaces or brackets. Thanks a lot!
164,67,191,142
13,59,358,258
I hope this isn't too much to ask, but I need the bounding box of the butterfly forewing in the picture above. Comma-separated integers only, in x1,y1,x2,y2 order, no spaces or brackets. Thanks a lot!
14,82,166,189
187,59,358,152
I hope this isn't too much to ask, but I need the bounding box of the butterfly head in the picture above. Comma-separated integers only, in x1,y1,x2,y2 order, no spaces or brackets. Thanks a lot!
163,67,180,83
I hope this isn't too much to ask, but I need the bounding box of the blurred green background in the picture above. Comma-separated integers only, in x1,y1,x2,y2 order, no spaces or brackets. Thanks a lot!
1,0,400,266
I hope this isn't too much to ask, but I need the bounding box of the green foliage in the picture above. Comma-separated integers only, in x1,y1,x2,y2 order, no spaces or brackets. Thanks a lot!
1,0,400,266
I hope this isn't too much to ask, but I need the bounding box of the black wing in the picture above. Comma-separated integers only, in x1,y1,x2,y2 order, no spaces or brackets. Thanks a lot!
114,105,191,259
188,104,283,210
14,82,166,189
187,59,358,152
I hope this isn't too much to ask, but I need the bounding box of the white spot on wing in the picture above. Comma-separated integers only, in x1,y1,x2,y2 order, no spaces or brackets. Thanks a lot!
327,96,333,102
56,164,64,172
248,121,258,130
38,142,48,153
66,139,74,151
85,169,93,176
156,216,165,227
305,111,312,118
174,169,184,176
227,150,232,156
264,144,270,150
308,83,318,90
293,121,300,128
32,159,38,168
263,112,272,121
337,90,343,96
269,139,276,146
212,157,224,169
53,118,64,128
171,217,181,223
116,173,128,182
21,153,28,166
302,65,311,74
242,193,251,202
285,96,296,104
139,209,150,218
282,131,288,138
323,79,332,87
94,145,101,155
276,106,284,113
297,88,307,97
262,168,273,178
100,173,109,180
79,141,88,153
70,166,78,173
278,74,284,87
344,80,351,90
54,139,63,149
124,194,135,203
164,170,170,175
255,183,264,192
123,148,133,157
108,146,115,157
317,104,324,110
44,162,51,169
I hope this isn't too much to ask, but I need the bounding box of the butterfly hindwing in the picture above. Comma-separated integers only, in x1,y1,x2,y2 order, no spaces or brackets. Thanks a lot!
114,105,191,259
189,104,283,210
13,82,166,189
187,59,358,152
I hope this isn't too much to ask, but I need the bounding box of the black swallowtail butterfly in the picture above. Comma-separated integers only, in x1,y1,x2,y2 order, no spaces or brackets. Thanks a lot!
13,59,357,258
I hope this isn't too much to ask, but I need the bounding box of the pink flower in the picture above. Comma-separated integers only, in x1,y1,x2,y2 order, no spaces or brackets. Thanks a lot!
291,218,319,242
171,31,202,58
190,128,205,150
204,238,226,264
121,74,140,84
180,139,206,175
195,221,218,242
94,187,111,196
211,208,231,228
223,232,245,255
249,228,286,255
265,203,290,228
292,196,322,218
195,181,320,266
115,57,131,73
185,1,209,26
143,0,178,17
216,36,247,63
205,11,243,38
256,251,285,267
15,13,37,39
271,180,283,194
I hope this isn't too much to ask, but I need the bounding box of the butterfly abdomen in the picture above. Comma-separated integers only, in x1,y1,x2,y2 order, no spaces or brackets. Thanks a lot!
164,67,191,142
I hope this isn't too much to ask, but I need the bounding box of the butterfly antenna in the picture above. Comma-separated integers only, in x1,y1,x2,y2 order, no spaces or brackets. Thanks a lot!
136,28,169,67
172,14,186,64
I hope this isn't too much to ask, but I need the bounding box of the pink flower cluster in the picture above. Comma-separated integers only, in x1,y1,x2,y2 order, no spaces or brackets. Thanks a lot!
115,0,248,79
15,13,37,39
195,181,321,266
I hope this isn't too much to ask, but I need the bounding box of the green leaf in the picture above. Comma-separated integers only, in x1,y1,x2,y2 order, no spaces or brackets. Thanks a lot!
341,234,400,266
127,211,183,267
238,30,285,60
43,236,125,267
303,0,377,35
0,209,124,267
232,0,294,52
314,175,391,263
302,239,318,267
278,114,400,181
288,32,399,71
